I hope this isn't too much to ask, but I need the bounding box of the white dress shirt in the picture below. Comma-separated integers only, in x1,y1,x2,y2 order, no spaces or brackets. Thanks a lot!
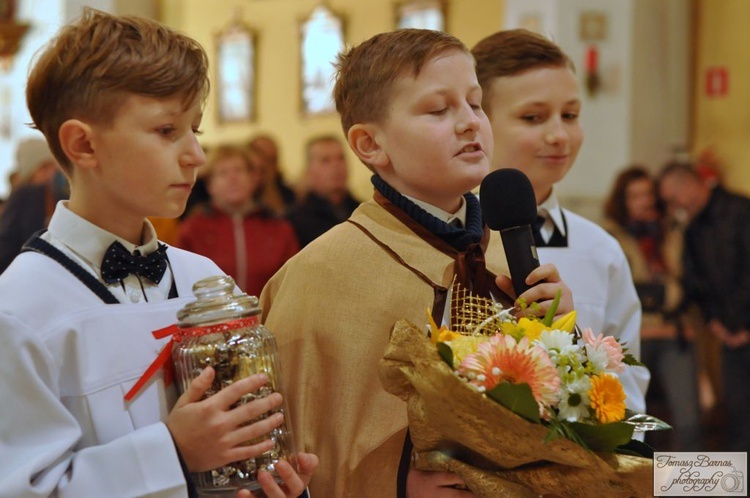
0,203,225,497
42,201,174,303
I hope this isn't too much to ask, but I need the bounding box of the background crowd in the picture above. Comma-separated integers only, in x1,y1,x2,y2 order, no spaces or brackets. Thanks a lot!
600,154,749,452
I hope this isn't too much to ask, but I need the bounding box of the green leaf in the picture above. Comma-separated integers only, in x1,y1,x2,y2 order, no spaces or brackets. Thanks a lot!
622,353,645,367
567,421,634,452
486,382,540,423
542,289,562,327
437,342,453,368
546,416,588,449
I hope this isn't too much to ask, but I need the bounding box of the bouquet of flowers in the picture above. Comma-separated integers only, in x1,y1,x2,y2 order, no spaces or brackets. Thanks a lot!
380,284,667,497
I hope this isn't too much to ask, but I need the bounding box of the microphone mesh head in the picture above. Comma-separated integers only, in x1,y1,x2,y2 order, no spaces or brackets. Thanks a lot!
479,168,537,230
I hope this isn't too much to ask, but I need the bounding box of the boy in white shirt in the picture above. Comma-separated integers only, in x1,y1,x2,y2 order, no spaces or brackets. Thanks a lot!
0,9,316,497
472,29,649,415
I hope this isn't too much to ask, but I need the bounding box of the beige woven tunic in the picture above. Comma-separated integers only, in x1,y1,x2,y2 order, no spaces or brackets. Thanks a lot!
260,199,509,497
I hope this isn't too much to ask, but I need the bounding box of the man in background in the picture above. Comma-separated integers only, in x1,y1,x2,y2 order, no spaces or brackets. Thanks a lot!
287,135,360,247
659,161,750,452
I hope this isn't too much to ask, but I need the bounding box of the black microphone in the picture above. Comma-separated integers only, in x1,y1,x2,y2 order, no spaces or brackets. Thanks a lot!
479,168,540,297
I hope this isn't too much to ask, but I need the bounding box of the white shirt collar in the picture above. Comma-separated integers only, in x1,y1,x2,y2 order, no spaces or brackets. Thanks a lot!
46,201,161,273
538,189,566,236
404,195,467,227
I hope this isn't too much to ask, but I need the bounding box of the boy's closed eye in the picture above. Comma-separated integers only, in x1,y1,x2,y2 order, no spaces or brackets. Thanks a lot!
428,100,482,116
155,125,204,138
156,125,177,137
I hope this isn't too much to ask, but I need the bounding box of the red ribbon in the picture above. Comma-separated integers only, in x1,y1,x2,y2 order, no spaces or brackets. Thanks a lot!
124,316,260,402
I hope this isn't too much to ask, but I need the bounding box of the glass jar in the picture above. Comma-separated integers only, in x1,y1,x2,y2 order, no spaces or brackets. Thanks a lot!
172,275,295,494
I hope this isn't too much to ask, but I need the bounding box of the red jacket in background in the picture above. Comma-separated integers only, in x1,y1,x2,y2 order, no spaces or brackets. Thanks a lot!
177,204,299,297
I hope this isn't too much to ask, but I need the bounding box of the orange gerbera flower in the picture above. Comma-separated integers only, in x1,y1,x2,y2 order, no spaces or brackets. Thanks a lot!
588,373,626,423
458,335,560,410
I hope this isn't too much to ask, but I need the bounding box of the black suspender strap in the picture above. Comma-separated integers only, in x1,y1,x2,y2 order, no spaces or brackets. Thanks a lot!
167,278,178,299
21,231,178,304
22,231,120,304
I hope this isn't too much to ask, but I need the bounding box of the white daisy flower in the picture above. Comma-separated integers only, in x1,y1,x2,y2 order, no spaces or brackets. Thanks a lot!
585,344,609,373
558,375,592,422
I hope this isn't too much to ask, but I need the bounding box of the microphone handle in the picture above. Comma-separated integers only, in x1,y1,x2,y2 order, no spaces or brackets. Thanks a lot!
500,225,541,297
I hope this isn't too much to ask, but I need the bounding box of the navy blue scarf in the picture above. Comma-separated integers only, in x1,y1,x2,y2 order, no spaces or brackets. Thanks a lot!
371,175,484,252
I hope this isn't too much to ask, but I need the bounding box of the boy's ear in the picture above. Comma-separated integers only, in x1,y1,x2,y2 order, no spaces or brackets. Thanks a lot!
347,124,389,170
58,119,97,169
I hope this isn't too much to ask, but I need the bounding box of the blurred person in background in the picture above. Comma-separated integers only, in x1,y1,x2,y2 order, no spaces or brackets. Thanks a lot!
248,133,296,215
659,160,750,452
603,165,702,450
149,146,212,246
287,135,360,248
0,137,68,273
7,137,60,193
177,145,298,296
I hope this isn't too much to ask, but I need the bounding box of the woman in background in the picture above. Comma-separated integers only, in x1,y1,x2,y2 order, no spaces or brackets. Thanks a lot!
603,165,702,450
177,145,299,296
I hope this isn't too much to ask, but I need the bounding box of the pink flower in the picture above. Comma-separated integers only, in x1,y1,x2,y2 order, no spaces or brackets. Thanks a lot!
581,328,625,373
458,334,560,411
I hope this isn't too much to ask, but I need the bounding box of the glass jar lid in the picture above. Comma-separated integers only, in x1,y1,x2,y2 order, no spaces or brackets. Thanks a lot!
177,275,261,327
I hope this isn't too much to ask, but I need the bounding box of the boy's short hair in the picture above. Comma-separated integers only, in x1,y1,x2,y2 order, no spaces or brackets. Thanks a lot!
471,29,574,112
333,29,469,137
26,8,210,174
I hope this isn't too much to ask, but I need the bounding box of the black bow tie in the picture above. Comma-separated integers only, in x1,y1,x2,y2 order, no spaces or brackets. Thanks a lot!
101,240,169,285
